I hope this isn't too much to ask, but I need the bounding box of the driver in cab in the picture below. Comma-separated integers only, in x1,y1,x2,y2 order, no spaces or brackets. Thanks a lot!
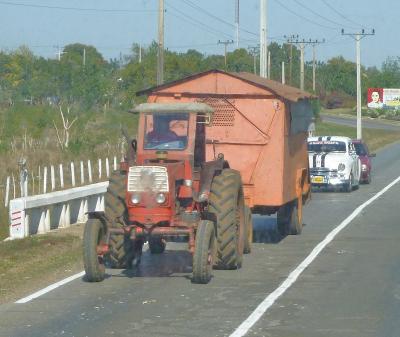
146,117,178,143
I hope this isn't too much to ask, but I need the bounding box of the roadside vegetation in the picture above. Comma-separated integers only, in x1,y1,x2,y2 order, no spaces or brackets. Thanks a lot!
315,121,400,152
0,227,83,304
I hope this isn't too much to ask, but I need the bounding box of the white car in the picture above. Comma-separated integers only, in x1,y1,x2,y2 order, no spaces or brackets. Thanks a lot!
308,136,361,192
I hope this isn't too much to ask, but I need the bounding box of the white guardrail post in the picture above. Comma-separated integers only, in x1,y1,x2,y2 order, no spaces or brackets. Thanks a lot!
8,181,109,239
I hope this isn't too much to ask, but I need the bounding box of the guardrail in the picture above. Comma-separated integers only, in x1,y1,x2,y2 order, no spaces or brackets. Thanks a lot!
2,156,118,208
9,181,109,239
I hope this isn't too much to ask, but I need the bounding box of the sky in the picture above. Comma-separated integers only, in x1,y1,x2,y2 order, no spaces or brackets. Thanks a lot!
0,0,398,68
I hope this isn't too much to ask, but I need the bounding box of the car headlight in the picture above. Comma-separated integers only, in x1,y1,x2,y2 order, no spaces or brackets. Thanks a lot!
155,192,166,204
361,164,367,171
131,192,141,204
338,163,346,172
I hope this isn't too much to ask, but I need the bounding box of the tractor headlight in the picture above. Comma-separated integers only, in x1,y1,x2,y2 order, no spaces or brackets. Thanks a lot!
155,192,166,204
338,163,346,172
131,192,141,204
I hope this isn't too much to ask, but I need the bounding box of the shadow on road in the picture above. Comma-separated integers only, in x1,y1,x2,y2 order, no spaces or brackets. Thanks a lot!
110,215,286,279
121,249,193,278
252,215,285,244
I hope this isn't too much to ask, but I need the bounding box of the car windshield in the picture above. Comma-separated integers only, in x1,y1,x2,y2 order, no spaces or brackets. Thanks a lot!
144,112,189,150
308,141,346,153
353,143,367,156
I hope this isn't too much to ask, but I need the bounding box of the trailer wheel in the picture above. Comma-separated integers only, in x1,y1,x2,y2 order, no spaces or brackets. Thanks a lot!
149,238,166,254
209,169,244,270
192,220,216,284
243,206,253,254
277,203,290,236
83,218,106,282
277,201,303,236
104,171,134,268
288,201,302,235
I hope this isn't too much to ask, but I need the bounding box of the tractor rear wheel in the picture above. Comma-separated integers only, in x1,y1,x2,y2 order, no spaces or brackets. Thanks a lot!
243,206,253,254
192,220,216,284
209,169,244,270
149,237,166,254
104,171,134,268
83,218,106,282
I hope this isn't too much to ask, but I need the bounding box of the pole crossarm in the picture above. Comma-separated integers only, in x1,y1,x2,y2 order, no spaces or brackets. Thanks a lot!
341,28,375,139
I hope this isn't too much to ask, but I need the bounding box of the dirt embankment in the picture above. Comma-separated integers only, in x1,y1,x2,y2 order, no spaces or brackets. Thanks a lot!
0,224,84,304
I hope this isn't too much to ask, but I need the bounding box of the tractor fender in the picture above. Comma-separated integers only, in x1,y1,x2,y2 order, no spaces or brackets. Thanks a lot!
195,157,229,202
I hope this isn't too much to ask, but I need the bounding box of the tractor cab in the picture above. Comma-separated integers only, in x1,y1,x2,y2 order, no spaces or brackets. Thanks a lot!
127,103,214,227
133,102,213,166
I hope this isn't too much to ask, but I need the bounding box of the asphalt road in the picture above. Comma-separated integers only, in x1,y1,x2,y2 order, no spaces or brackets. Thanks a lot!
321,114,400,131
1,141,400,337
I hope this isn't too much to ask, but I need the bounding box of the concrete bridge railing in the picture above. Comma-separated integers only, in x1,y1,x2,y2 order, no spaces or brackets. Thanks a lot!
8,181,109,239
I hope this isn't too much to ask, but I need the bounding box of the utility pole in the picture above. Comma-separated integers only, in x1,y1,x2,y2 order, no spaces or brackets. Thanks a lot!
139,43,142,63
248,46,259,74
281,61,285,84
342,29,375,139
83,48,86,67
235,0,240,48
259,0,268,78
310,39,325,92
218,40,234,69
267,50,271,79
290,37,324,91
299,42,305,90
157,0,164,85
54,45,66,61
284,35,298,85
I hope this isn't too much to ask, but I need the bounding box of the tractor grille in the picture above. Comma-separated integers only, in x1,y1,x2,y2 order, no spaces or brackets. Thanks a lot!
127,166,169,192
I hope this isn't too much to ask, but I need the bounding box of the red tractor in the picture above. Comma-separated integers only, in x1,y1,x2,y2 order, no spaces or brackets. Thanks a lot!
83,103,252,284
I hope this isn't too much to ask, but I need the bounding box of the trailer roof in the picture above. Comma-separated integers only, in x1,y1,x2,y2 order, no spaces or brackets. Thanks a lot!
136,69,316,102
130,102,214,114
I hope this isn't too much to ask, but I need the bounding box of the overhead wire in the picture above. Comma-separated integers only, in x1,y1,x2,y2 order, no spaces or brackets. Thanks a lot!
178,0,259,37
290,0,357,29
320,0,366,29
0,1,156,13
165,1,234,40
272,0,337,31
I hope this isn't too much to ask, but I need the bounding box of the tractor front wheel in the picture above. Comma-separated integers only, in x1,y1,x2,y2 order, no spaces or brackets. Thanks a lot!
83,218,106,282
192,220,216,284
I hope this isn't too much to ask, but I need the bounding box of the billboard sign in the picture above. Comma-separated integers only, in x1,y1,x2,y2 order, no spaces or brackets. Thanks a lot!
368,88,400,109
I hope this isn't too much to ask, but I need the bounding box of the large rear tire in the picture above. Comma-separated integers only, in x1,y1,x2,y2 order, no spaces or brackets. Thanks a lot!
243,206,253,254
192,220,216,284
104,171,134,268
83,218,106,282
209,169,244,270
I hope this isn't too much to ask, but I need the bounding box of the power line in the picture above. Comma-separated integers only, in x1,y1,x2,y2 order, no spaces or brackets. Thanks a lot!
291,0,356,29
179,0,258,37
166,2,234,40
321,0,366,28
273,0,337,30
0,1,156,13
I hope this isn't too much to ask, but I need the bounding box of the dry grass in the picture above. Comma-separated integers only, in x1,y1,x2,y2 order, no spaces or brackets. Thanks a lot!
0,225,83,304
315,121,400,152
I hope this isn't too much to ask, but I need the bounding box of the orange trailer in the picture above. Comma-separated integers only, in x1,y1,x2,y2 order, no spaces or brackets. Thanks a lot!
138,69,315,235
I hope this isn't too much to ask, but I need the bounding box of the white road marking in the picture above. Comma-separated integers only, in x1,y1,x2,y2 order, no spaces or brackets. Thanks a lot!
15,243,151,304
229,175,400,337
15,272,85,304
